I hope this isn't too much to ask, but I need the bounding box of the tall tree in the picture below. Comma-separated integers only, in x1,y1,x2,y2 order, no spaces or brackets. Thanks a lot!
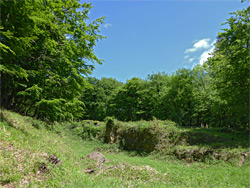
110,77,149,121
0,0,105,121
146,72,170,119
160,68,195,126
81,77,123,120
206,3,250,130
192,65,215,127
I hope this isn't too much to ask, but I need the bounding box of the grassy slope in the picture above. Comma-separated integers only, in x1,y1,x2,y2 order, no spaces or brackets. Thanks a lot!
0,109,249,188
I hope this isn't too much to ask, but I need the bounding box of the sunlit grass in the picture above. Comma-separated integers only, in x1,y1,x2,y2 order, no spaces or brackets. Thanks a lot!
0,109,249,187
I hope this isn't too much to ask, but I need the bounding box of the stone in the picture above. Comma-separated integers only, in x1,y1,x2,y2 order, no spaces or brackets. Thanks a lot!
84,167,95,174
87,152,105,165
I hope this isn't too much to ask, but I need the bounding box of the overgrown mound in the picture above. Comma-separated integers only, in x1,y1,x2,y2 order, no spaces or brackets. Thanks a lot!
72,117,250,163
104,118,178,153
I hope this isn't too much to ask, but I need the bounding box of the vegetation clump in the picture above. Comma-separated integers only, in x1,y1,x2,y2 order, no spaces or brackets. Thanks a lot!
69,118,249,165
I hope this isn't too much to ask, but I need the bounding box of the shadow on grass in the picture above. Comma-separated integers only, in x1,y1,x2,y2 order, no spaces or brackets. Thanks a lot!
181,127,249,149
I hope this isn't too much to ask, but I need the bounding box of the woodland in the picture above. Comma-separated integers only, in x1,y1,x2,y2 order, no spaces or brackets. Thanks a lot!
0,0,249,130
0,1,250,187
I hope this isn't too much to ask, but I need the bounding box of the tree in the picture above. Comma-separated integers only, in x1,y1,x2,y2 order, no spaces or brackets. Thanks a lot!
146,72,170,119
191,65,216,127
81,77,123,120
110,77,149,121
206,3,250,130
160,68,195,126
0,0,105,121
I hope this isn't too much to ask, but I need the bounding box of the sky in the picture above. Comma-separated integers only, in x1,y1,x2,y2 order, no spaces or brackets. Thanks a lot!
81,0,248,83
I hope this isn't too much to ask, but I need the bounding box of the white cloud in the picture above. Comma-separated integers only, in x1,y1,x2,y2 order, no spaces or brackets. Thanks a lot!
183,38,216,68
194,38,210,48
184,38,216,68
185,38,212,53
185,48,197,53
189,57,196,63
103,23,112,29
199,47,215,65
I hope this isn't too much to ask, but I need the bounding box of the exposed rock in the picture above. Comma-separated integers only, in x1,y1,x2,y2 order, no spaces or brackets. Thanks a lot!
238,156,245,167
87,152,105,167
238,151,250,167
1,182,16,188
49,155,62,165
105,162,158,174
214,153,221,160
144,165,158,174
84,167,95,174
83,152,106,174
38,162,48,174
104,118,118,144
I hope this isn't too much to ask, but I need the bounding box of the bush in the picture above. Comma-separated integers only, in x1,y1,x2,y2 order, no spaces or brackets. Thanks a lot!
104,119,180,153
70,120,105,140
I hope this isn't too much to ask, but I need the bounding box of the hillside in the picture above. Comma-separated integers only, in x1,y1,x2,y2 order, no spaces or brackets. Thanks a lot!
0,109,249,188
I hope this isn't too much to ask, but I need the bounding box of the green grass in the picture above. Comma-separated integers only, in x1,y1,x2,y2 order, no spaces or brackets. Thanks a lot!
0,109,249,187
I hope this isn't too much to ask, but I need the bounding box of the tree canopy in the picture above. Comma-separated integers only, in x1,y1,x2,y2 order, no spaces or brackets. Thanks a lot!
206,5,250,129
80,2,249,131
0,1,248,131
0,0,105,121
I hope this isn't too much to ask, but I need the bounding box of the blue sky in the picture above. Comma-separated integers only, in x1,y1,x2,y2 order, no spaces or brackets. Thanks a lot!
82,0,248,82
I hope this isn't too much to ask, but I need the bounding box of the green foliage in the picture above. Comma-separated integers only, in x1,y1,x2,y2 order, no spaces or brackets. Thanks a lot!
110,77,152,121
69,120,105,140
146,72,170,118
105,116,115,126
81,77,123,120
80,2,249,131
206,4,250,129
0,0,105,121
1,0,248,132
159,68,195,126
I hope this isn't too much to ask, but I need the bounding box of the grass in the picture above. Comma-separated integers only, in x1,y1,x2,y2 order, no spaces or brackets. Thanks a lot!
0,109,249,187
